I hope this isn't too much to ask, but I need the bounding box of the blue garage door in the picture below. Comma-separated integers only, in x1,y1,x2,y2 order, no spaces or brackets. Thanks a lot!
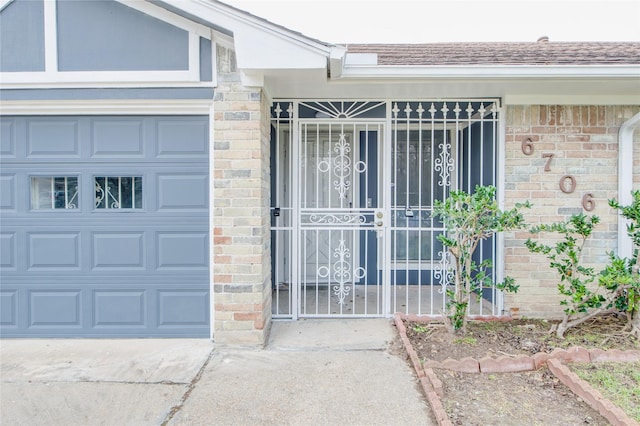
0,116,209,337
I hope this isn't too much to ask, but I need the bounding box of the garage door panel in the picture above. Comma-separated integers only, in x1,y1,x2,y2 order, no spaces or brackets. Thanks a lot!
29,290,81,327
92,232,145,269
0,291,17,326
158,290,209,326
0,120,15,157
157,232,208,269
1,115,209,337
0,233,16,269
91,119,144,157
156,119,208,157
28,232,80,270
157,173,207,210
93,290,146,327
0,174,16,211
27,119,80,157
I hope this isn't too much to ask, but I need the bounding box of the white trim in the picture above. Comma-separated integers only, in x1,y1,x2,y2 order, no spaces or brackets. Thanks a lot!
0,0,13,12
212,31,234,50
496,102,506,314
43,0,57,73
115,0,212,39
504,94,640,105
618,112,640,259
338,65,640,79
208,101,216,341
190,0,332,56
0,70,197,86
189,32,200,81
0,99,214,115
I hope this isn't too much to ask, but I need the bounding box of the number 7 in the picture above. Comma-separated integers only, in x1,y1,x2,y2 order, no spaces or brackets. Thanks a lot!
542,153,554,172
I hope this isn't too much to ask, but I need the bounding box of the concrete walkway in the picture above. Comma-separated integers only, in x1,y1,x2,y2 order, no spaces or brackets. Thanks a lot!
1,319,435,425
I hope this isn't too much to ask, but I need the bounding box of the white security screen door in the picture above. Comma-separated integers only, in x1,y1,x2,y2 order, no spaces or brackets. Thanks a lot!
298,122,384,316
270,100,501,319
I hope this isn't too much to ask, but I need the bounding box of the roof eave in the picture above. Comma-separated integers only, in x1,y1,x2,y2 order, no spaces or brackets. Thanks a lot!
337,64,640,79
154,0,339,74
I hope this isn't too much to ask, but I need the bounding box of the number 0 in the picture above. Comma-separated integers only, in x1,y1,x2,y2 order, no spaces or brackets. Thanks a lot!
559,175,576,194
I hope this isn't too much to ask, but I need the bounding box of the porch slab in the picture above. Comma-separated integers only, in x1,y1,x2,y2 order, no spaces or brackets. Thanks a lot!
268,318,395,350
170,319,434,425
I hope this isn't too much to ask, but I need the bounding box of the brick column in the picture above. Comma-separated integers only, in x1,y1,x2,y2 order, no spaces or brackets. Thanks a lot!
503,105,640,319
212,46,271,346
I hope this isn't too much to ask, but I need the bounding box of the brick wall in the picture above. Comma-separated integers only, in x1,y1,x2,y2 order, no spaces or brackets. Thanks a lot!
503,105,640,318
212,45,272,345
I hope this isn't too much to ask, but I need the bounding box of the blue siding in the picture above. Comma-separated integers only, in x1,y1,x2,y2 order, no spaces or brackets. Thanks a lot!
56,0,189,72
200,37,213,82
0,116,210,337
0,0,45,72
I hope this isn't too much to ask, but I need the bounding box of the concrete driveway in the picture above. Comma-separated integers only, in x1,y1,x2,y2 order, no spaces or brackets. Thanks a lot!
1,319,434,425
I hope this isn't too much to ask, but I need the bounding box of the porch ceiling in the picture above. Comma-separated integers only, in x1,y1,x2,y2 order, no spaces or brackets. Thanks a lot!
262,68,640,105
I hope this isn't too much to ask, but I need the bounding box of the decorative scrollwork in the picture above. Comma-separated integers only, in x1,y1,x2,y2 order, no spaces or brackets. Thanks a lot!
434,249,454,295
308,213,367,225
332,133,352,199
94,179,121,209
332,239,352,305
316,239,365,305
434,141,454,187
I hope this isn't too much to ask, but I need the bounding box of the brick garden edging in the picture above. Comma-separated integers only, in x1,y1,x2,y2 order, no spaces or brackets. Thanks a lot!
393,313,640,426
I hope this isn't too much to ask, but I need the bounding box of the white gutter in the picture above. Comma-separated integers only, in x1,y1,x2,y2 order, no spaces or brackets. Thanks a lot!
618,111,640,259
337,65,640,79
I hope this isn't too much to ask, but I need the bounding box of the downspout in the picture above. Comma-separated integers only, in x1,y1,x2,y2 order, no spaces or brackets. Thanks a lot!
617,111,640,258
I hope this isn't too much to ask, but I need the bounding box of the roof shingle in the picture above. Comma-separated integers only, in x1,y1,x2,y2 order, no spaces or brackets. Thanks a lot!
345,42,640,65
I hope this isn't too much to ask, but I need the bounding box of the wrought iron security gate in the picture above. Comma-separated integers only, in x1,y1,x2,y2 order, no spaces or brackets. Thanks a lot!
271,100,500,319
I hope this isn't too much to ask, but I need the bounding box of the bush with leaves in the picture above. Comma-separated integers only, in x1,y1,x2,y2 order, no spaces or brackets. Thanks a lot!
526,191,640,339
432,185,530,334
525,214,608,339
607,190,640,337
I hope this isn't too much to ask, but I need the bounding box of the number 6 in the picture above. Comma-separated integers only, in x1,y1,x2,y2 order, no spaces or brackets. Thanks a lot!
582,193,595,211
521,138,534,156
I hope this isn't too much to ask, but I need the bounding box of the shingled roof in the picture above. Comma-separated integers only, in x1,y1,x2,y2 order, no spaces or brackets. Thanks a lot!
345,42,640,66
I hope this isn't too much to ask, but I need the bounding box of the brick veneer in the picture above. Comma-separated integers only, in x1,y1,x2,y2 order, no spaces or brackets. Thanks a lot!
212,46,272,345
504,105,640,318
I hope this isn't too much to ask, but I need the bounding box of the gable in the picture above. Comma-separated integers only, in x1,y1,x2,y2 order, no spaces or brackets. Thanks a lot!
0,0,215,87
56,0,188,72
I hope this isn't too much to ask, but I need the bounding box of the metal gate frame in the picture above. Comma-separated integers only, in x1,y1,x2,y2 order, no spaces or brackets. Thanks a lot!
270,100,502,319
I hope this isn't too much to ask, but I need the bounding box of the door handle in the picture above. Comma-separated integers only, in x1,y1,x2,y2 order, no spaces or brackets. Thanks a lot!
374,210,384,227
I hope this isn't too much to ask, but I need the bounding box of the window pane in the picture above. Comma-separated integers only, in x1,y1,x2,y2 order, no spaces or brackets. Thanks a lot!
30,176,79,210
95,176,142,209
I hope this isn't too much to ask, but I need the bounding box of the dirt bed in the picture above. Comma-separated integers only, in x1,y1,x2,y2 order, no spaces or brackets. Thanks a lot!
402,316,638,425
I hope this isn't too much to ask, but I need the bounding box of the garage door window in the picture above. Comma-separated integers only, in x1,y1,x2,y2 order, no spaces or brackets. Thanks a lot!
95,176,143,209
30,176,79,210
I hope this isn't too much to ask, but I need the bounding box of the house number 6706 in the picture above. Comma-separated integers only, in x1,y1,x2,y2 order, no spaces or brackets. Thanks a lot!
521,138,595,211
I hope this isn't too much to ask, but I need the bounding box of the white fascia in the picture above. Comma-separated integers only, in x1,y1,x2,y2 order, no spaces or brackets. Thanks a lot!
337,64,640,79
0,99,214,115
618,112,640,259
176,0,334,71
